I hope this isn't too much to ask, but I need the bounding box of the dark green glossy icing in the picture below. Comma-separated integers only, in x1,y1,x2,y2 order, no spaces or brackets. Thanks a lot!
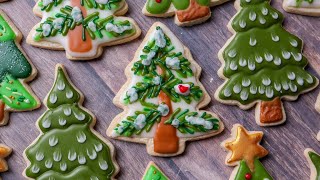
172,0,190,10
219,0,317,105
146,0,172,14
0,15,15,41
235,159,273,180
196,0,211,6
308,151,320,180
143,164,168,180
25,67,116,179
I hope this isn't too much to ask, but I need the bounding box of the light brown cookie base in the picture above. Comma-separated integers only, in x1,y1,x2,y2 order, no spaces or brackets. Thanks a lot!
304,148,319,180
316,93,320,113
106,22,224,157
0,10,40,126
283,0,320,16
22,64,119,179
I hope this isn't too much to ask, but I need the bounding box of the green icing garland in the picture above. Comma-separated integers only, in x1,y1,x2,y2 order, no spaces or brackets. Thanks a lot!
308,151,320,180
218,0,317,105
235,159,273,180
25,66,116,179
146,0,210,14
143,164,168,180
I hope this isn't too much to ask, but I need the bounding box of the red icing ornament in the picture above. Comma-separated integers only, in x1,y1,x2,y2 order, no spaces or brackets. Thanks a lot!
178,85,189,93
156,0,162,3
245,173,252,180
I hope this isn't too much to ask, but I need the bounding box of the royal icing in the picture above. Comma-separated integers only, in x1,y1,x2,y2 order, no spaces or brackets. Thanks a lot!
24,65,118,179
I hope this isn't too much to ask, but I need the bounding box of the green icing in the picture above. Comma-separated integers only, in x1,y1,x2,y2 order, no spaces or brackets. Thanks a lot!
235,159,273,180
219,0,317,105
146,0,194,14
196,0,210,6
172,0,190,10
143,164,168,180
25,66,116,179
308,151,320,180
0,15,15,41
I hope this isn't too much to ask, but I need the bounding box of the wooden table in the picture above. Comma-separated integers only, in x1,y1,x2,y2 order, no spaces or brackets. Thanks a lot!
0,0,319,179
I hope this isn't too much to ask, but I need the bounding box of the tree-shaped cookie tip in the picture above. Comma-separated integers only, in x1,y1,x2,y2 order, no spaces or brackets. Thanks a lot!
142,161,169,180
24,64,118,180
107,22,223,156
215,0,318,126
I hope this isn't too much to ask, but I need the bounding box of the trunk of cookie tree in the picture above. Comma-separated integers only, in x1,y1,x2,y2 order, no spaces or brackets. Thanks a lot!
153,67,179,154
259,97,284,124
176,0,210,23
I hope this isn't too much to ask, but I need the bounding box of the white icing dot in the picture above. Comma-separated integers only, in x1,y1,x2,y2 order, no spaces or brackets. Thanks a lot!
94,143,103,152
262,78,271,86
233,84,241,94
74,112,85,121
274,57,281,65
36,152,44,161
287,72,296,80
266,87,274,98
68,151,77,161
49,94,57,104
297,77,304,86
272,12,279,19
49,136,58,147
246,0,251,2
255,56,263,63
42,118,51,129
239,58,247,67
292,53,302,61
240,90,249,101
53,150,62,162
261,7,268,15
230,61,238,71
290,39,298,47
78,154,86,164
87,149,97,160
228,49,237,58
306,75,314,84
57,80,65,91
282,51,291,59
250,85,257,94
289,83,297,92
248,61,255,71
224,89,232,97
274,82,282,91
66,90,74,99
249,12,256,21
45,159,53,169
59,118,67,126
31,165,40,173
242,79,251,87
99,160,109,170
64,107,72,116
259,86,265,94
259,17,266,24
239,20,246,28
249,37,257,46
76,131,87,143
282,81,289,90
264,53,273,62
271,34,279,42
60,162,67,171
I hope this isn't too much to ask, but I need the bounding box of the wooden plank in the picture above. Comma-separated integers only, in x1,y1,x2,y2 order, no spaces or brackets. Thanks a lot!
0,0,319,179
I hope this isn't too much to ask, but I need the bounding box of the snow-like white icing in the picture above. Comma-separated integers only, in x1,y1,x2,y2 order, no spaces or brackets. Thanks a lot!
96,0,109,4
105,23,132,34
239,20,246,28
94,143,103,152
57,80,65,90
228,49,237,58
154,28,166,48
71,7,83,23
239,58,247,67
284,0,320,8
42,119,51,128
59,118,67,126
99,160,109,170
126,88,138,103
171,119,180,128
42,23,51,37
157,104,169,116
76,131,87,143
53,151,62,162
66,90,74,99
249,12,256,21
249,37,257,46
78,155,86,164
74,112,85,121
53,18,64,30
185,116,213,130
152,76,161,85
45,159,53,168
64,107,72,116
32,165,40,173
49,136,58,147
255,56,263,63
133,114,146,130
165,57,180,69
230,61,238,70
88,21,97,32
142,51,156,66
264,53,273,62
68,151,77,161
50,94,57,104
282,51,291,59
36,152,44,161
87,149,97,160
60,162,67,171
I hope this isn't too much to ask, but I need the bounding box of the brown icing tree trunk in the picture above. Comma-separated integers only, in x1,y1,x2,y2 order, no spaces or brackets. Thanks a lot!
259,97,284,124
153,67,179,154
176,0,210,23
69,0,92,53
0,101,5,124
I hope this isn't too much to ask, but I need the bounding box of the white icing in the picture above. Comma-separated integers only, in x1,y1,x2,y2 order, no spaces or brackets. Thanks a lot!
239,20,246,28
262,78,271,86
240,90,249,100
50,94,57,104
74,112,85,121
271,12,279,19
282,81,289,90
261,7,269,15
274,82,282,91
42,23,51,37
152,76,161,85
42,0,53,6
306,75,314,84
259,86,265,94
32,165,40,173
71,7,83,23
250,85,257,94
78,154,86,164
264,53,273,62
282,51,291,59
57,80,65,91
157,104,169,116
53,18,64,30
66,90,74,99
126,88,138,103
230,61,238,70
165,57,180,69
96,0,109,4
249,37,257,46
45,159,53,168
284,0,320,8
53,151,62,162
271,34,279,42
174,84,190,96
88,21,97,32
64,107,72,116
105,23,132,34
142,51,156,66
133,114,146,130
290,39,298,47
42,118,51,128
87,149,97,160
171,119,180,128
248,61,255,71
274,57,281,65
68,151,77,161
36,152,44,161
99,160,109,170
292,53,302,61
259,17,266,24
59,118,67,126
185,116,213,129
94,143,103,152
228,49,237,58
233,84,241,94
224,88,232,97
154,28,166,48
266,87,274,98
287,72,296,80
60,162,67,171
239,58,247,67
242,79,251,87
49,136,58,147
76,131,87,143
289,83,297,92
297,77,304,85
249,12,256,21
255,56,263,63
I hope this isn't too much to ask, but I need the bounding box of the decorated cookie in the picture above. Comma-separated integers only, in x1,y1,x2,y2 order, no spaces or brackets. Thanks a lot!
283,0,320,16
107,22,224,156
316,94,320,113
0,144,11,174
0,10,40,126
142,161,169,180
214,0,319,126
222,124,273,180
304,133,320,180
27,0,141,60
142,0,230,26
24,64,119,179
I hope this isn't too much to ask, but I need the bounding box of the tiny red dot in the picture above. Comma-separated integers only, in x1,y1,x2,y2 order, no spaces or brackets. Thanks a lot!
245,173,252,180
156,0,162,3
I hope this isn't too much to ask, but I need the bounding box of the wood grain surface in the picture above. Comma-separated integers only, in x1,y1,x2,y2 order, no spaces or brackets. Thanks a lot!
0,0,319,179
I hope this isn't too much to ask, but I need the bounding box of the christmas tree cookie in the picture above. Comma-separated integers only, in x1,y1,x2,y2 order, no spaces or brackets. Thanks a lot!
142,162,169,180
283,0,320,16
143,0,230,26
0,10,40,126
222,124,273,180
27,0,141,60
107,22,224,156
215,0,319,126
0,144,11,174
24,64,119,179
304,133,320,180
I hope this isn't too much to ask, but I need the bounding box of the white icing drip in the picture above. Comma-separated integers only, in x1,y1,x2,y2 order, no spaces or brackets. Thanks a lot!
36,152,44,161
87,149,97,160
262,78,271,86
261,7,268,15
271,12,279,19
306,75,314,84
292,53,302,61
60,162,67,171
76,131,87,143
282,51,291,59
271,34,279,42
74,112,85,121
64,107,72,116
266,87,274,98
248,61,255,71
239,20,246,28
224,88,232,97
249,12,256,21
94,143,103,152
57,80,65,91
154,28,166,48
66,90,74,99
99,160,109,170
68,151,77,161
259,86,265,94
78,154,86,164
32,165,40,173
133,114,146,130
45,159,53,168
259,17,266,24
274,82,282,91
290,39,298,47
274,57,281,65
166,57,180,69
264,53,273,62
240,90,249,100
230,61,238,70
249,37,257,46
157,104,169,116
105,23,132,34
59,118,67,126
42,118,51,129
142,51,156,66
239,58,247,67
250,85,257,94
297,77,304,85
50,94,57,104
242,79,251,87
287,72,296,80
255,56,263,63
49,136,58,147
282,81,289,90
233,84,241,94
53,151,62,162
228,49,237,58
289,83,297,92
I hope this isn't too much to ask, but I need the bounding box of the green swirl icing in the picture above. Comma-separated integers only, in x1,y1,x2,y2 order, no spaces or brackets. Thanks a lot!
25,66,116,179
308,151,320,180
235,159,273,180
218,0,317,105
